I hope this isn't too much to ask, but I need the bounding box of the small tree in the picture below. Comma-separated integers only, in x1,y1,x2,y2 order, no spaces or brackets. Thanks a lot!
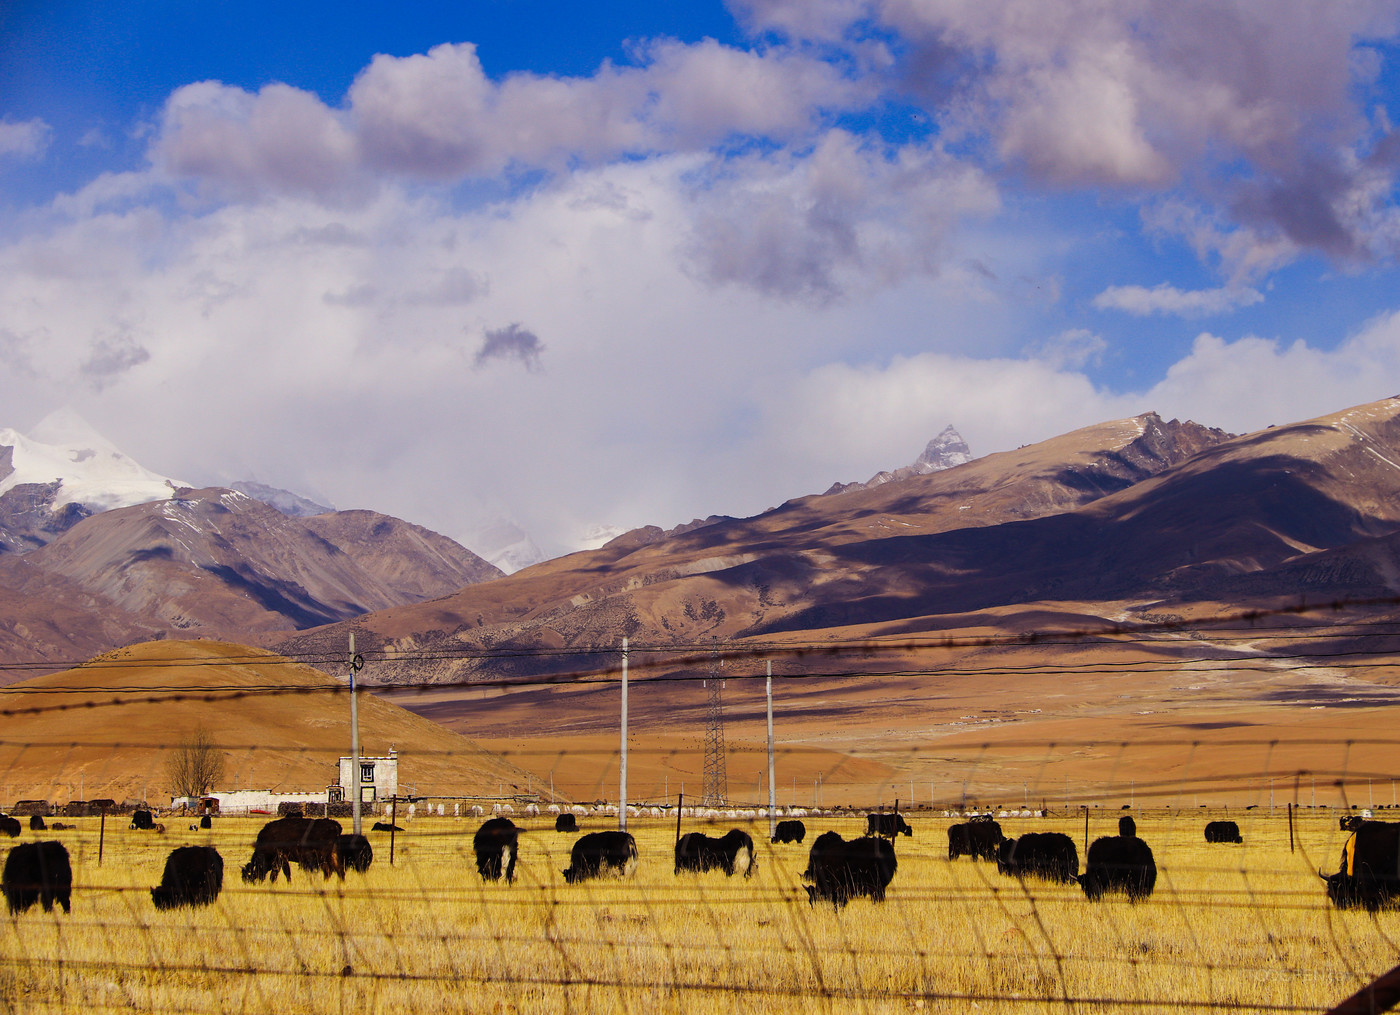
165,726,227,799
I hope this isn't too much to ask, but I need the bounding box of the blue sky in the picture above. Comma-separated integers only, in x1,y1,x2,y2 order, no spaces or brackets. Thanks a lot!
3,1,1400,564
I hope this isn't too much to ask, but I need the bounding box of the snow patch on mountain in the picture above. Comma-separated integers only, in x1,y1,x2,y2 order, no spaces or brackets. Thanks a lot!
824,425,975,495
0,409,187,512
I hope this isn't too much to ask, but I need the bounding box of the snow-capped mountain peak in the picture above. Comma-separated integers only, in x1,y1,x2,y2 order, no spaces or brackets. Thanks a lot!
0,409,188,513
913,425,974,474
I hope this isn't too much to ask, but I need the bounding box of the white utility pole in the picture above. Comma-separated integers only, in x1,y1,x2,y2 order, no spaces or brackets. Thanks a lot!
766,660,776,839
349,633,363,836
619,637,629,832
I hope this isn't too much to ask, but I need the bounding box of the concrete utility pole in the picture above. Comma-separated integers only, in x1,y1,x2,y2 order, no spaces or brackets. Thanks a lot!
619,637,629,832
766,660,776,840
349,633,364,837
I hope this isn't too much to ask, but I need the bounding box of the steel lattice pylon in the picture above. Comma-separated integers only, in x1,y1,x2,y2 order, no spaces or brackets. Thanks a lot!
701,644,728,807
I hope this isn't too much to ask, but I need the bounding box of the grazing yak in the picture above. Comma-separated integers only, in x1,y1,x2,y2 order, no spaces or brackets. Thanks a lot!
242,815,344,883
29,815,46,832
867,813,913,838
772,819,806,844
151,846,223,910
0,815,20,838
947,819,1004,861
473,818,519,883
555,813,578,833
371,821,402,832
997,832,1079,883
562,831,638,883
674,829,756,877
3,841,72,914
1340,814,1366,832
1204,820,1243,844
339,834,373,874
130,809,155,830
199,814,212,830
802,831,897,908
1322,821,1400,911
1079,835,1157,902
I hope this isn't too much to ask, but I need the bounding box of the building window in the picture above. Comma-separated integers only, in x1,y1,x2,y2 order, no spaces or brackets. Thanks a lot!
361,763,375,783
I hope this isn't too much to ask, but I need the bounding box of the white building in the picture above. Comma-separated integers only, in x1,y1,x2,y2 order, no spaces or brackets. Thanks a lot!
333,747,398,807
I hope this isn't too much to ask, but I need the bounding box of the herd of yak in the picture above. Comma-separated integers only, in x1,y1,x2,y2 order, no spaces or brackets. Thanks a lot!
2,808,1398,915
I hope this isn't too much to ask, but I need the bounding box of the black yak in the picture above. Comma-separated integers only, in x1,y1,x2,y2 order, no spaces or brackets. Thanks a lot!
562,831,638,883
3,841,72,914
339,834,373,873
1204,820,1243,844
867,813,913,838
948,819,1004,860
473,818,519,883
28,815,46,832
1322,821,1400,911
130,809,155,830
0,816,20,838
803,831,897,908
242,815,344,883
555,813,578,833
772,819,806,844
996,832,1079,883
1079,835,1157,902
674,829,756,877
150,846,223,910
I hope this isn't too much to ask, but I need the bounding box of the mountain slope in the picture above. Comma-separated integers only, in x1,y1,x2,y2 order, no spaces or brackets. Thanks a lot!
274,410,1238,682
26,487,504,635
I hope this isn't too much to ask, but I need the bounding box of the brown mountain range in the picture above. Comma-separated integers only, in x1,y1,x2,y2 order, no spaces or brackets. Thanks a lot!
0,487,501,682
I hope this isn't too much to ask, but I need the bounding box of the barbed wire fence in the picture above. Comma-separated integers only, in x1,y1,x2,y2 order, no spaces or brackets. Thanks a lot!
2,735,1398,1013
3,597,1400,1012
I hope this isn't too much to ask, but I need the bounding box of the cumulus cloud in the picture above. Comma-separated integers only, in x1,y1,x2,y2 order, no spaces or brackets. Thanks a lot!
1025,328,1108,369
0,118,51,160
151,40,859,197
740,0,1400,267
683,131,998,300
475,323,544,370
1092,283,1264,317
155,81,361,200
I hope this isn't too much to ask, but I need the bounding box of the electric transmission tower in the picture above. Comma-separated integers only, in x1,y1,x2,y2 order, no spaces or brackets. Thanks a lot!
701,642,728,807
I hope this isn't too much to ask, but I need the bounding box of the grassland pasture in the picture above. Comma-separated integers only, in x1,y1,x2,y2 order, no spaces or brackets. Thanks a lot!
2,808,1397,1013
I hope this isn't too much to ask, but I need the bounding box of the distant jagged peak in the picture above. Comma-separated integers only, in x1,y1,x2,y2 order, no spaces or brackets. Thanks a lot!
913,425,974,474
824,424,977,495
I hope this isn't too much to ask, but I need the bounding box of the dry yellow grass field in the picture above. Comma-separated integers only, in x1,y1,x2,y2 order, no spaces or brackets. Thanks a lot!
2,808,1396,1014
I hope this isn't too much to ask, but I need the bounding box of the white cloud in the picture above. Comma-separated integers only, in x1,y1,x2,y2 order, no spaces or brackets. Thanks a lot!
741,0,1400,266
0,118,51,161
151,40,861,197
1092,283,1264,317
155,81,361,200
683,131,998,300
1026,328,1107,369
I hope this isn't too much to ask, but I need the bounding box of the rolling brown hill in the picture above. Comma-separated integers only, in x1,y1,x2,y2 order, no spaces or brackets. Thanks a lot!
0,640,537,806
